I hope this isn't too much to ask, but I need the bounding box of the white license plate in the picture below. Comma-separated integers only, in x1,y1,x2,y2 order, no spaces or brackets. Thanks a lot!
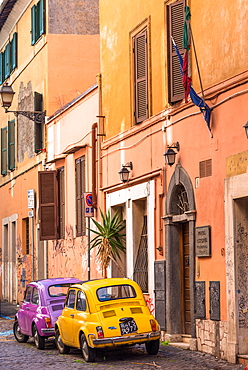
120,319,138,335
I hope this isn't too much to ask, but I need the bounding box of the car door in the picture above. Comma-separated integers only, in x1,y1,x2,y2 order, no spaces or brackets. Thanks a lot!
27,287,40,333
60,289,77,344
73,290,89,344
18,286,32,335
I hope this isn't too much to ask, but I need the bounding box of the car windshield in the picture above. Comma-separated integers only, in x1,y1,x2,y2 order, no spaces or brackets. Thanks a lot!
97,284,136,302
48,283,72,297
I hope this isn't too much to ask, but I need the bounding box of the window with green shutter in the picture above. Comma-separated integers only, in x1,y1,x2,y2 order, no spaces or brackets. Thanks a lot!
0,52,3,85
1,127,7,175
11,33,17,70
34,92,43,153
167,0,185,103
1,33,18,82
8,120,15,171
31,0,45,45
133,29,148,124
75,156,86,236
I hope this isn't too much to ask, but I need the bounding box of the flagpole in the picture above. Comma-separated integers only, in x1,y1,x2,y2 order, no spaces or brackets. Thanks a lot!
190,26,213,138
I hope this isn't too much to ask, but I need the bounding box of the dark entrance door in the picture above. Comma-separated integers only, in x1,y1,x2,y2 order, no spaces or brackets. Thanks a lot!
181,222,191,334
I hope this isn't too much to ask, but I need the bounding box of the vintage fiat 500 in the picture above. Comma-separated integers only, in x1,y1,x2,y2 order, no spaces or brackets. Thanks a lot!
55,278,160,362
13,277,82,349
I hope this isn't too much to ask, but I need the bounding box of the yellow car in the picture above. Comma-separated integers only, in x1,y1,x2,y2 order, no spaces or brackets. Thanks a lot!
55,278,160,362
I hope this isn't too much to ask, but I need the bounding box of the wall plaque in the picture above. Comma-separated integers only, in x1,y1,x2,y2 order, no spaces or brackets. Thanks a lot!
195,226,211,257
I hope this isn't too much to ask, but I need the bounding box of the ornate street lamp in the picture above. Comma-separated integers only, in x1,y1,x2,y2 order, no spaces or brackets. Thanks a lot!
164,142,180,166
0,83,46,123
119,162,133,183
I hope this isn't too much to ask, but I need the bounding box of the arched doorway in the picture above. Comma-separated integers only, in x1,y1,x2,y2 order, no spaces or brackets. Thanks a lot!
163,165,196,340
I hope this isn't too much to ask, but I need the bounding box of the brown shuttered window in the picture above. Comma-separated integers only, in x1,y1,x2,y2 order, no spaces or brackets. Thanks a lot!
134,29,148,124
75,156,86,236
39,171,58,240
199,159,212,178
58,167,65,239
167,0,185,103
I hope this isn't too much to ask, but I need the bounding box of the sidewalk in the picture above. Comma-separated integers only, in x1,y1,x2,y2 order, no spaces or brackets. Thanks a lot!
0,300,18,318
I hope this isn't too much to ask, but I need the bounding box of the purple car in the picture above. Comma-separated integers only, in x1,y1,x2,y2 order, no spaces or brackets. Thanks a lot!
13,277,82,349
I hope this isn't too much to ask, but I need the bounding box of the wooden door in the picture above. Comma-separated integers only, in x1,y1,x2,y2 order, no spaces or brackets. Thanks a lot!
181,223,191,334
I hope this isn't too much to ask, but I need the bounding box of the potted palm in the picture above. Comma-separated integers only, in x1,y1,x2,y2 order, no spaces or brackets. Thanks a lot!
89,209,126,278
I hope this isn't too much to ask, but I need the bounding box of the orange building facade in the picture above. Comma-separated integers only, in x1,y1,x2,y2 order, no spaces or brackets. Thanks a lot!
98,0,248,363
0,0,100,304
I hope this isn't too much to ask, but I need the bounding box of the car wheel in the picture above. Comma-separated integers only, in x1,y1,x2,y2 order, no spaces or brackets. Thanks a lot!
55,328,70,354
13,320,29,343
145,339,160,355
33,324,45,350
80,333,96,362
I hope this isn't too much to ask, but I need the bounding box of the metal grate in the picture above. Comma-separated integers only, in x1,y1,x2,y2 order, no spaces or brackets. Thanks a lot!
133,216,148,293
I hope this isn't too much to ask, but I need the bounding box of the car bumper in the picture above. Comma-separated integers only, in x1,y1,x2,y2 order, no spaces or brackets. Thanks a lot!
90,330,160,346
41,328,55,335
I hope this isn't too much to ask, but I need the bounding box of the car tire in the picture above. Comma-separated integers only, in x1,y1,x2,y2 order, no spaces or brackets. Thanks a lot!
13,320,29,343
145,339,160,355
55,328,70,354
33,324,45,350
80,333,96,362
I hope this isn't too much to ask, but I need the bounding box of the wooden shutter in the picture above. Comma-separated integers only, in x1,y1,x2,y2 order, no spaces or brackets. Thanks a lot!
31,5,36,45
11,33,17,70
39,0,45,36
34,92,43,152
199,159,212,178
39,171,58,240
0,52,3,84
4,43,10,79
58,167,65,239
8,120,15,170
75,157,86,236
168,0,185,103
1,127,7,175
134,30,148,124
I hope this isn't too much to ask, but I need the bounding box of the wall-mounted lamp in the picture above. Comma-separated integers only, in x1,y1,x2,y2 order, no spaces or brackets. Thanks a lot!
0,83,46,123
243,122,248,139
119,162,133,183
164,142,180,166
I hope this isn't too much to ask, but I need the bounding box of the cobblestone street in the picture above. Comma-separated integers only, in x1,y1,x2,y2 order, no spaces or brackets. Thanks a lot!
0,316,245,370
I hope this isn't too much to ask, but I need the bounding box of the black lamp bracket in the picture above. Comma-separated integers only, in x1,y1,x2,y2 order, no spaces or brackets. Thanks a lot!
5,109,46,123
122,161,133,170
168,142,180,152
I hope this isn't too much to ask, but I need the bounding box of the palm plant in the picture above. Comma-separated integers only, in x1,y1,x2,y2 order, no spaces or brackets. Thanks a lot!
89,209,126,277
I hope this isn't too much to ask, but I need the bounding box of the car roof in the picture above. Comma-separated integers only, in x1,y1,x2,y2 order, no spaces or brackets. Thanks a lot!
27,277,83,288
72,277,136,290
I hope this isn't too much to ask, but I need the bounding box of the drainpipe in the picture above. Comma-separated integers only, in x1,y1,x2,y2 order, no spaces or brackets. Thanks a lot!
92,122,97,208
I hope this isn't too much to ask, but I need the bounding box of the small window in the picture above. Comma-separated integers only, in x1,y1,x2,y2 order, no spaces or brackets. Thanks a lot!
97,285,136,302
22,218,30,255
76,290,87,311
199,159,212,178
24,286,32,302
65,289,76,309
31,0,45,45
48,283,72,297
31,287,39,305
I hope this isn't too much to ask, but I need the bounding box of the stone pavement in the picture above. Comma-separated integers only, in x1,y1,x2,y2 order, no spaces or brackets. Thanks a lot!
0,301,246,369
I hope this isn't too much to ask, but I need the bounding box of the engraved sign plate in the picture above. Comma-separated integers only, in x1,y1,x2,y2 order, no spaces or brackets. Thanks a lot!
210,281,220,321
195,226,211,257
195,281,206,319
